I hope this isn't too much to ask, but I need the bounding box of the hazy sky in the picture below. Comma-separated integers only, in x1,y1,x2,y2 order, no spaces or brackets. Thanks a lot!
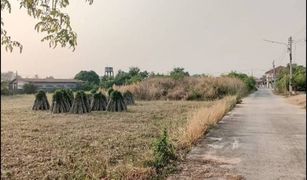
1,0,306,78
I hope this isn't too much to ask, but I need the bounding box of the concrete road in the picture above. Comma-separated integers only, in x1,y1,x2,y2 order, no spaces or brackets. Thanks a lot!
169,89,306,180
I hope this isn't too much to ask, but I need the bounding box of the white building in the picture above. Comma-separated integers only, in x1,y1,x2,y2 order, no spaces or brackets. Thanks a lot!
9,78,83,93
264,66,286,88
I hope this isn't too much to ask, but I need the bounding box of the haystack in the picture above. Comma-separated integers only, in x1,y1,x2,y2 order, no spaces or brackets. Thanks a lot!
32,90,50,110
106,90,127,112
62,89,74,107
90,92,107,111
51,90,70,113
70,91,91,114
123,90,135,105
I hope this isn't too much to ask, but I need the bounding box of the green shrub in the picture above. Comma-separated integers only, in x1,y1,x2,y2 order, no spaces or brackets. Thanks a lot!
1,87,9,95
23,83,37,94
186,90,202,100
226,72,256,93
153,129,176,169
275,64,306,93
170,67,189,80
1,81,9,95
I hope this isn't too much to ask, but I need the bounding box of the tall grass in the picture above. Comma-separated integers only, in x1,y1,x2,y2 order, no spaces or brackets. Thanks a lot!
180,96,237,148
114,76,246,101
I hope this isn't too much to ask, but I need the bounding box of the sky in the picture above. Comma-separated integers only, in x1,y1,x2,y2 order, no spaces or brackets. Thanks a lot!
1,0,306,78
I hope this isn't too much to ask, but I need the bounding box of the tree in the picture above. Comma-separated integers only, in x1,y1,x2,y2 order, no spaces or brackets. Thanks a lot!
275,64,306,93
23,83,37,94
170,67,189,80
293,65,306,91
74,70,100,86
1,0,93,53
100,67,149,88
128,67,140,76
226,71,256,92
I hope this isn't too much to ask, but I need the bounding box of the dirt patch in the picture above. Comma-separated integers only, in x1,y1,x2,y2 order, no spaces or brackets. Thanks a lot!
168,157,245,180
285,94,306,108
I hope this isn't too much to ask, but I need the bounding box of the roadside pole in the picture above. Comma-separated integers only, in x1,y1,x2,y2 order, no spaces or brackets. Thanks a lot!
288,36,293,94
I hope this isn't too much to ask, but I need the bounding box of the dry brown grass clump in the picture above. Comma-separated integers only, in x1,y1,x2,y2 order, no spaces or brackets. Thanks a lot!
114,76,246,101
180,96,237,147
285,93,306,108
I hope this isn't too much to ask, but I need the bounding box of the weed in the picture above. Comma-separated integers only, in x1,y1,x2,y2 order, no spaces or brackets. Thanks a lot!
153,129,176,170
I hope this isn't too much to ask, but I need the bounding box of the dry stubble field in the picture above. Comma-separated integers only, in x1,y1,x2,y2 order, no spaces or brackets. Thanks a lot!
1,94,221,179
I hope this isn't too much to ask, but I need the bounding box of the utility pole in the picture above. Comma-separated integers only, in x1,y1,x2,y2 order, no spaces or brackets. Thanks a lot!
272,60,275,89
288,36,293,94
263,37,294,94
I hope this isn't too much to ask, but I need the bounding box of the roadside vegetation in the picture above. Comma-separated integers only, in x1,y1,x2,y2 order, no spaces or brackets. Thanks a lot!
1,67,256,179
114,76,247,101
275,64,306,94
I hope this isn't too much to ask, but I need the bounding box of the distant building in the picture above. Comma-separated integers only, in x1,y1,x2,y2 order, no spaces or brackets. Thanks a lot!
105,67,114,77
9,78,84,93
264,66,286,88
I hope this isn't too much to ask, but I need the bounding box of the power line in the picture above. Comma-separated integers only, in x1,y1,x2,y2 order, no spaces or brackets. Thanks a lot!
263,39,288,46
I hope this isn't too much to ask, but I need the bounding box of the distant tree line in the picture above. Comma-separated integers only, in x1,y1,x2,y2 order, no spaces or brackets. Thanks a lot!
225,71,257,92
1,67,256,95
73,67,192,90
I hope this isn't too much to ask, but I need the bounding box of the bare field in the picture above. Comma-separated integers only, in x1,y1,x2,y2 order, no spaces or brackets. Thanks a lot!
1,94,224,179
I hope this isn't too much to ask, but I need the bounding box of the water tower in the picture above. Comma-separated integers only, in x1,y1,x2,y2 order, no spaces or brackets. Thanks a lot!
105,67,114,77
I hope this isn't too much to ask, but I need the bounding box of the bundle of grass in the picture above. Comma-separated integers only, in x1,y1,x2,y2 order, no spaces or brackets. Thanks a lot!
51,90,70,113
123,90,135,105
85,93,92,111
106,90,127,112
70,91,91,114
107,88,114,96
90,92,107,111
62,89,74,107
32,90,50,110
90,87,98,94
107,88,114,102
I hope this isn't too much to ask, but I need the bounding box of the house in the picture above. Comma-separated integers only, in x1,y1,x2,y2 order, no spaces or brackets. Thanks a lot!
9,78,84,93
264,66,286,88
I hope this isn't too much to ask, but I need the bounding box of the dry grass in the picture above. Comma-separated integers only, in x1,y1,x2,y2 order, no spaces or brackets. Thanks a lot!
285,93,306,108
180,96,237,147
1,94,227,179
114,76,246,101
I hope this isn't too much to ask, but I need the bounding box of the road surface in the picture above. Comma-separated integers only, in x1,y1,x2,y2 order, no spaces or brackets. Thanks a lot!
169,89,306,180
